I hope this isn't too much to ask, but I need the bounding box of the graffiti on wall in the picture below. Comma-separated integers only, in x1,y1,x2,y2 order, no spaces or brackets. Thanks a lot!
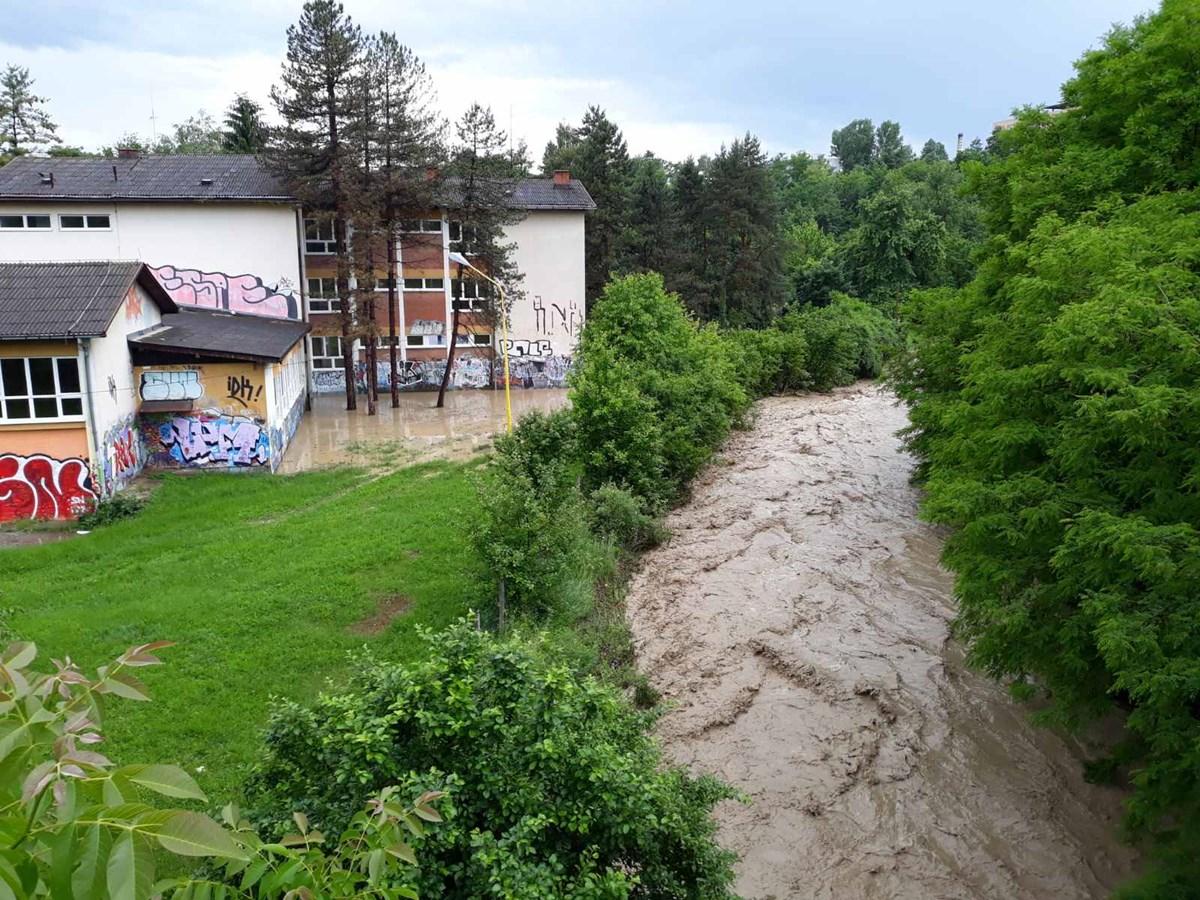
140,369,203,402
268,391,306,470
146,415,270,468
532,296,583,339
311,354,572,394
99,416,144,495
124,285,144,324
150,265,299,319
500,338,553,357
225,375,263,410
0,454,96,522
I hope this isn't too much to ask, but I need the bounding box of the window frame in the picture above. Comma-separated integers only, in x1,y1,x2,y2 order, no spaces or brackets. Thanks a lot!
310,335,346,369
306,276,342,314
399,219,443,234
402,277,445,292
405,333,446,348
58,213,111,231
0,355,85,423
303,218,336,254
455,331,492,347
0,213,53,231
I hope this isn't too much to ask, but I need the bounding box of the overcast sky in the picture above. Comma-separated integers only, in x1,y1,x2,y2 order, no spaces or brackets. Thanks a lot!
1,0,1153,164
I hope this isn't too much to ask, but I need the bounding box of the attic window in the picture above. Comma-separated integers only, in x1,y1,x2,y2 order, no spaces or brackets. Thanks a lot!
199,177,214,186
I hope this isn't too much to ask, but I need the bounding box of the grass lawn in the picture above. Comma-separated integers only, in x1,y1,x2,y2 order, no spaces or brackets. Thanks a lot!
0,460,487,804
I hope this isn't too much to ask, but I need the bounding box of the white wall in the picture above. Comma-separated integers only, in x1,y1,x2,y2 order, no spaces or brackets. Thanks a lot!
502,210,586,359
85,281,163,494
0,202,303,319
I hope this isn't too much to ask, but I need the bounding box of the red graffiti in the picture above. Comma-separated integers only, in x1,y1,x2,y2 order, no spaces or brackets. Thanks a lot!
0,454,97,522
112,430,139,476
151,265,297,319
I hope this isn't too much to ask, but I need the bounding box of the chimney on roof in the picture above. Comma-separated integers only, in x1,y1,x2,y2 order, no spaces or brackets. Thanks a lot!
199,177,214,186
553,169,571,187
424,166,439,181
117,147,140,160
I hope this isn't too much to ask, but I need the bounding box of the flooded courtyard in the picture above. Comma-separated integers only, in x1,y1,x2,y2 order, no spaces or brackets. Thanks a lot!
627,384,1136,899
278,388,568,472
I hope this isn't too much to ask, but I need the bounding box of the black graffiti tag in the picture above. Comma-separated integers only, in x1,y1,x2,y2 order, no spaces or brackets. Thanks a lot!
226,375,262,408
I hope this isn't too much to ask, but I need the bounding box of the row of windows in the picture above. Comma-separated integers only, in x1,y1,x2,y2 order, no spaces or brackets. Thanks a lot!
0,213,111,231
0,357,83,422
310,331,491,365
303,218,480,254
306,276,493,314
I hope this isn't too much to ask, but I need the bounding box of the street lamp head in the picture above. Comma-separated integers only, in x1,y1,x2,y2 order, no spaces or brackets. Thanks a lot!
448,251,471,267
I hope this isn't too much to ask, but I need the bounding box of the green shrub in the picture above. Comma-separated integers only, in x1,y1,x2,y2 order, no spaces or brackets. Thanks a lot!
472,411,590,622
723,323,810,397
571,273,747,508
588,483,668,551
245,620,738,899
796,294,897,390
76,491,144,529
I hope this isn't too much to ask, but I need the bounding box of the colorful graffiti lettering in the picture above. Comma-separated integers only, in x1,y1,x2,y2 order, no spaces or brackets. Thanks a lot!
141,369,202,402
125,285,144,323
313,354,572,394
150,265,299,319
226,375,263,409
0,454,96,522
100,416,143,494
154,415,270,467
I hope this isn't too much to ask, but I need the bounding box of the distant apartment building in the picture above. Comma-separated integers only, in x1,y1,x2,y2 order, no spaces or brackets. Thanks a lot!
0,152,591,519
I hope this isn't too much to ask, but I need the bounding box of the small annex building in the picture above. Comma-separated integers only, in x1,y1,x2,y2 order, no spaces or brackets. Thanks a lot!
0,261,309,523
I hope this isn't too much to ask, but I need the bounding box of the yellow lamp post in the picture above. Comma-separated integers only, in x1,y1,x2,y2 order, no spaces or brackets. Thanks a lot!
448,251,513,431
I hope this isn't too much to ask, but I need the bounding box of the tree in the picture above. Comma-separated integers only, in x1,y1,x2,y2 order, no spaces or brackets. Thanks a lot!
896,2,1200,893
667,156,716,317
0,64,59,155
437,103,523,408
561,106,632,304
620,153,672,273
704,134,786,325
366,32,443,408
162,110,224,154
541,121,580,173
830,118,875,171
269,0,364,410
920,138,949,162
875,119,914,168
222,94,268,153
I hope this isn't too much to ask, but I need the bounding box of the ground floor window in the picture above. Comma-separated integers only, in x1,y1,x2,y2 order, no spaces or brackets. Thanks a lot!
310,335,345,369
455,332,492,347
0,356,83,421
406,334,446,348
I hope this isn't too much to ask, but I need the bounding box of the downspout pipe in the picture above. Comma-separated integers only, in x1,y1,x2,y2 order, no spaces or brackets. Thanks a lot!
77,337,104,498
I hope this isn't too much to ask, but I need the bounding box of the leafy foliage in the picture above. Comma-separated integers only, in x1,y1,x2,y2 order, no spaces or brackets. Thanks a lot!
587,484,668,553
0,64,59,155
76,493,144,530
246,621,738,899
895,2,1200,892
0,641,438,899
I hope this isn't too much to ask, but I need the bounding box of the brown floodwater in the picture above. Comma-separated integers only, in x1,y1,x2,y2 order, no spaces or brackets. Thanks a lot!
627,384,1137,899
279,388,569,473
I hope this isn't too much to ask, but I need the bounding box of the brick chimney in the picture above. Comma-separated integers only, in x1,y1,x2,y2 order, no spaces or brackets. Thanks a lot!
552,169,571,186
116,147,140,160
425,165,439,181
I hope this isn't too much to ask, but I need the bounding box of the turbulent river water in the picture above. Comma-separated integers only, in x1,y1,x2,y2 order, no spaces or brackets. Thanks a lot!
626,385,1137,899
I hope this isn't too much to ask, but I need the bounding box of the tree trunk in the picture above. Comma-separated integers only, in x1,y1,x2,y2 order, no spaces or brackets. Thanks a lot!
387,228,399,408
366,297,378,416
436,307,460,409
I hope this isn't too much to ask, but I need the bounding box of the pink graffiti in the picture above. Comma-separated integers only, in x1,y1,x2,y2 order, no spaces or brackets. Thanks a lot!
112,430,139,476
151,265,297,319
0,454,97,522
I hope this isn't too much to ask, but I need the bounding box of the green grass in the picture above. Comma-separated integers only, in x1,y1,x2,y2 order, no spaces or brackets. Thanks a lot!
0,461,487,804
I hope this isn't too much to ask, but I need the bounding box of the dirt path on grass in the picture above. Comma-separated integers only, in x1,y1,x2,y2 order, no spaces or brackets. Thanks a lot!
626,384,1137,900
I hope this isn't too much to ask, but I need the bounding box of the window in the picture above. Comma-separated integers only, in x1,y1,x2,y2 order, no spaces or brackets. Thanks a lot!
406,333,446,348
310,335,345,369
58,214,110,230
402,277,444,291
304,218,336,254
451,279,492,310
306,277,341,314
374,335,400,348
448,221,478,244
0,213,52,230
399,219,442,234
0,356,83,421
455,332,492,347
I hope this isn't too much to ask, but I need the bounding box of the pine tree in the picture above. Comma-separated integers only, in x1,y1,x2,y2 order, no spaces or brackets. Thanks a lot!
541,122,580,174
705,134,785,325
559,107,631,304
269,0,364,410
620,154,671,274
437,104,524,408
222,95,268,153
367,32,443,408
668,157,714,318
0,65,59,155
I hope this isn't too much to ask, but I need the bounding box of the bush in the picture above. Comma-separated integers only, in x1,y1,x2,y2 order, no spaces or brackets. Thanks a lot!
245,620,739,899
571,273,747,509
472,410,591,622
721,325,809,397
795,294,897,390
588,483,668,552
76,491,144,529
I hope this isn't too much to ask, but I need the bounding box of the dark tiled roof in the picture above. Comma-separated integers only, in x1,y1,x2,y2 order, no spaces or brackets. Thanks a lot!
0,155,292,202
0,261,177,339
437,176,595,211
128,307,310,363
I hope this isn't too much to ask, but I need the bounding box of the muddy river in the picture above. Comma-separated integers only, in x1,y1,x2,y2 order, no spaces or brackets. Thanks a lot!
627,385,1136,899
